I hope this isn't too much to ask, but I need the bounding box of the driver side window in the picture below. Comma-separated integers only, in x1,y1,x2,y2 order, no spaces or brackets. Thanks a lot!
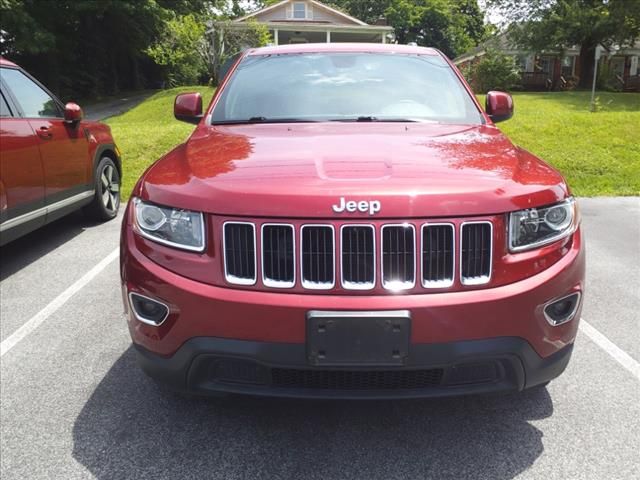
0,68,62,118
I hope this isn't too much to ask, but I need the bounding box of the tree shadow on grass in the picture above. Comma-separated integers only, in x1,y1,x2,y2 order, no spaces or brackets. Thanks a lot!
73,347,553,480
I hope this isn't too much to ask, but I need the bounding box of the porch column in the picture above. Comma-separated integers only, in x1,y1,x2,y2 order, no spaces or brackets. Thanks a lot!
382,33,386,44
274,29,279,45
326,30,331,43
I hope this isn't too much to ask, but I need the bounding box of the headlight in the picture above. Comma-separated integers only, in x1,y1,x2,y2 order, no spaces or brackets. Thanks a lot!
133,198,205,252
508,198,577,252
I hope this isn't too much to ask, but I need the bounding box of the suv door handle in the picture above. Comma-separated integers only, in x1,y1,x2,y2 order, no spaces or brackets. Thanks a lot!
36,126,53,139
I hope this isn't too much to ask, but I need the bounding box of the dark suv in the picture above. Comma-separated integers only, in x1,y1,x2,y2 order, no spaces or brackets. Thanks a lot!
0,57,121,245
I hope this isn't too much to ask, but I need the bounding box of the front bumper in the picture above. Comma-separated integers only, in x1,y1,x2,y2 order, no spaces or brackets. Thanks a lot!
121,224,584,398
135,336,573,399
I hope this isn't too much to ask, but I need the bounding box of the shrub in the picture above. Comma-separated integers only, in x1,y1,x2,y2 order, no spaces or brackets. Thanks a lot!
464,50,521,93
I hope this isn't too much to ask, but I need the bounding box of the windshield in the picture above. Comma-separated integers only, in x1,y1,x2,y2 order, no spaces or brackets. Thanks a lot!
211,52,482,125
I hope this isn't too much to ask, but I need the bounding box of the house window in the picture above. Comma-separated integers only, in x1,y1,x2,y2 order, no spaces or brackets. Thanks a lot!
561,56,576,77
293,2,306,19
514,55,527,72
537,56,554,75
610,57,625,78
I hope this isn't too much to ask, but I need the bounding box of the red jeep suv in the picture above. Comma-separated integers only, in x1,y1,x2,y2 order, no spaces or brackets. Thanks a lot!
121,44,585,399
0,58,121,245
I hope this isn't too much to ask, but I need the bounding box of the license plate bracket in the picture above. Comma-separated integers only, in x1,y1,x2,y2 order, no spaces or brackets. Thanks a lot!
306,310,411,366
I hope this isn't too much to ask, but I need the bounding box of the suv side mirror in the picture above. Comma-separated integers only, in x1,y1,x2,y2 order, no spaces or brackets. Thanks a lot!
174,93,203,125
64,102,83,124
485,91,514,123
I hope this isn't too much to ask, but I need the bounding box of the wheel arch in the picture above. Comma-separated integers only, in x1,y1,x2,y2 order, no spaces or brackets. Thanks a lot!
93,143,122,181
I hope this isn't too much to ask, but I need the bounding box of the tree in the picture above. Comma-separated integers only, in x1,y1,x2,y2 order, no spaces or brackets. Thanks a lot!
0,0,214,98
383,0,487,58
208,19,271,84
486,0,640,88
146,14,208,86
327,0,393,25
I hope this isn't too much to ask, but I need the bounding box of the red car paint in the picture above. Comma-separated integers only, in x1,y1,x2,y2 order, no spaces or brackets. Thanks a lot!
120,44,585,398
0,57,121,244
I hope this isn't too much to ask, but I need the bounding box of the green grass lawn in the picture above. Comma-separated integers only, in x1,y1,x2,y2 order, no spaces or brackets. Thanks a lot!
109,88,639,199
106,86,215,199
482,92,640,196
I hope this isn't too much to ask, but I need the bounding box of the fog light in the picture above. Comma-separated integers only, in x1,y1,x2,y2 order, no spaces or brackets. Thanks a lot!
543,292,581,326
129,292,169,326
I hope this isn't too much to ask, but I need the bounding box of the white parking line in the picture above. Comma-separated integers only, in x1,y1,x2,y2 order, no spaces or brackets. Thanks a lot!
580,319,640,381
0,248,119,357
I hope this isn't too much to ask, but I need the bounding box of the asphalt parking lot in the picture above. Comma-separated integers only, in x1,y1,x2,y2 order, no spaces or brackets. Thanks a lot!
0,197,638,480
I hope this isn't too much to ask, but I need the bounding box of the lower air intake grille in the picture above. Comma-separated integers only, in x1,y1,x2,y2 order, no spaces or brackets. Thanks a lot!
461,222,492,285
301,226,335,289
223,222,256,285
341,225,375,289
422,224,455,287
271,368,444,390
262,224,295,288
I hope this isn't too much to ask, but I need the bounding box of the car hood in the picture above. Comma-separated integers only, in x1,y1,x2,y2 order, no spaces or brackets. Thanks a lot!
140,123,568,218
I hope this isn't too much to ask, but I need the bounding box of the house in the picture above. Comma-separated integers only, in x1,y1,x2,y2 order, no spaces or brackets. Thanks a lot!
230,0,394,45
454,33,640,92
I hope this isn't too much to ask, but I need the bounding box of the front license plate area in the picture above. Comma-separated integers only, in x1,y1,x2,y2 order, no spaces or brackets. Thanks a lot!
306,311,411,366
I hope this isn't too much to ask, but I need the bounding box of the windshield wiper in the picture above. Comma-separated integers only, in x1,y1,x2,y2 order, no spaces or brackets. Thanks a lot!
212,117,320,125
330,116,421,123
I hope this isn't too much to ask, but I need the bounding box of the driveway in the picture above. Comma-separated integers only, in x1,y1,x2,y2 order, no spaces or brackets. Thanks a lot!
83,92,156,121
0,198,638,480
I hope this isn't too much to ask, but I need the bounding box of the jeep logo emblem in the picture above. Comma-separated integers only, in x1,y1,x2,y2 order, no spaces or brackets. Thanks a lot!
332,197,381,216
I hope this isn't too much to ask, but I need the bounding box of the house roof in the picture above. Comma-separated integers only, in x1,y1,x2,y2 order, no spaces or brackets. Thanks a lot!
246,42,439,56
235,0,369,26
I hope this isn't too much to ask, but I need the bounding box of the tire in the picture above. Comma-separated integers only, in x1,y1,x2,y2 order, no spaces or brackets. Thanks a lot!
85,156,121,221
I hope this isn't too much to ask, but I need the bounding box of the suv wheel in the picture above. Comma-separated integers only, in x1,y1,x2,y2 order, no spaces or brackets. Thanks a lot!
86,156,121,221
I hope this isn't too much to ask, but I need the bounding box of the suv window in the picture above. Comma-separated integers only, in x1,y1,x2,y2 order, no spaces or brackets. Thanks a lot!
212,52,482,125
0,68,62,118
0,90,12,117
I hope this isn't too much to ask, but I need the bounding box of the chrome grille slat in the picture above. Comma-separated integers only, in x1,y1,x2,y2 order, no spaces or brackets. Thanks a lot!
223,222,256,285
381,225,415,290
262,224,295,288
301,225,335,289
422,223,455,288
341,225,375,290
460,222,492,285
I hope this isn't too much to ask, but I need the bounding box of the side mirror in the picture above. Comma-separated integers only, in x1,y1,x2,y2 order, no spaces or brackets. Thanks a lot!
64,102,83,124
485,91,514,123
174,93,203,125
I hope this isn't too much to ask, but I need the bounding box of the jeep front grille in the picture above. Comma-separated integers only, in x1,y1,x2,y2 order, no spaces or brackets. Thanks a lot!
381,225,416,290
223,222,256,285
341,225,375,290
221,220,493,291
460,222,493,285
301,225,335,289
422,223,455,288
261,224,295,288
